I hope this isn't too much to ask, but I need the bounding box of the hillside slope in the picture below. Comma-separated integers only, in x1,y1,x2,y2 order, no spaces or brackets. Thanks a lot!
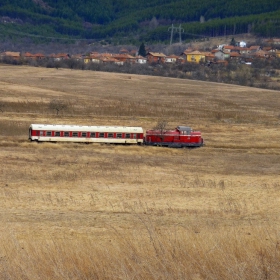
0,0,280,43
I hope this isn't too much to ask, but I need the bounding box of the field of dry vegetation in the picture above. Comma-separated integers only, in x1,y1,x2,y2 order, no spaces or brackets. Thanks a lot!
0,64,280,279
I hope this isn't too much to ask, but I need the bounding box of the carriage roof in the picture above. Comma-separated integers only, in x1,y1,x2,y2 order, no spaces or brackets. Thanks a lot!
29,124,143,133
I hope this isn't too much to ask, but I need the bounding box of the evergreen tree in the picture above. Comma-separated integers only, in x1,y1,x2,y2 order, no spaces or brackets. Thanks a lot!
230,37,236,46
138,42,146,57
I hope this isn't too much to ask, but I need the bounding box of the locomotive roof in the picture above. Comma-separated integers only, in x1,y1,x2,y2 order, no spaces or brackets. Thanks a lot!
30,124,143,133
177,126,192,131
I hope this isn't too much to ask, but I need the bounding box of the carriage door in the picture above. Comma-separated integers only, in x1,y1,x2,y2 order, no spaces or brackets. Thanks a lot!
39,130,43,140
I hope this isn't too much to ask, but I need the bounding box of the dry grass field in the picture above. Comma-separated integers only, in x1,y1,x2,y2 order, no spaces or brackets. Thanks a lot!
0,64,280,279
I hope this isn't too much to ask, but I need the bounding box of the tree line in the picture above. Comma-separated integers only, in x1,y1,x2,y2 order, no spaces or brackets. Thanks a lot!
0,0,280,43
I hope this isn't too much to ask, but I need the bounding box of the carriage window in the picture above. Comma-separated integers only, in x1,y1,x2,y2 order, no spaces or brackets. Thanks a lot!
46,131,52,136
99,133,104,138
81,132,87,137
108,133,113,138
40,131,43,136
64,132,69,137
133,133,137,139
125,133,130,139
116,133,122,138
90,132,96,138
55,131,60,137
73,132,78,137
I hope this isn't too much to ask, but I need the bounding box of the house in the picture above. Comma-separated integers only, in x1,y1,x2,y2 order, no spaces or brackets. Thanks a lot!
249,46,261,53
90,54,101,64
112,54,136,63
34,53,45,59
90,52,100,56
23,52,45,60
263,47,280,56
238,47,250,55
100,53,113,58
217,44,226,50
49,53,70,61
180,48,194,59
223,45,235,53
83,55,92,63
237,41,247,48
135,55,147,64
146,52,166,64
0,51,21,60
204,52,215,63
211,49,219,54
184,51,206,63
264,38,280,45
165,54,178,63
214,50,230,61
71,54,83,61
229,52,241,60
176,56,185,64
100,57,124,65
253,50,270,58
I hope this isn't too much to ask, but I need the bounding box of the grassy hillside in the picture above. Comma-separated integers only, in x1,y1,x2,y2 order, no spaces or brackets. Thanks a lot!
0,0,280,43
0,65,280,278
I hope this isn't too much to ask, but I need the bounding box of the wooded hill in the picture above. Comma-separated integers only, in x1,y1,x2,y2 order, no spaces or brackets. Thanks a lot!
0,0,280,44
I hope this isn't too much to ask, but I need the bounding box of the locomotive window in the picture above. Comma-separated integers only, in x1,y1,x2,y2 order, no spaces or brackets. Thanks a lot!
90,132,96,138
99,133,104,138
55,131,60,137
108,133,113,138
125,133,130,139
73,132,78,137
46,131,52,136
116,133,122,138
81,132,87,137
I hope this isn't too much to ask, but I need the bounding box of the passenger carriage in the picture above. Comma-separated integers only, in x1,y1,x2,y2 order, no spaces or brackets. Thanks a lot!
145,126,203,148
29,124,144,144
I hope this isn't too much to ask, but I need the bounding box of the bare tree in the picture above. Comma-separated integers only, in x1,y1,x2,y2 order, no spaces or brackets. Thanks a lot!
149,16,159,29
49,99,68,115
154,119,168,142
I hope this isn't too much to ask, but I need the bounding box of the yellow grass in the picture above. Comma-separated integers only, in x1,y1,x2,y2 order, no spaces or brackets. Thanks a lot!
0,64,280,279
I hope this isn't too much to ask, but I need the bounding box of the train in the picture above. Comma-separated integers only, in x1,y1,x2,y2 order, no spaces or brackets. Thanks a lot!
29,124,204,148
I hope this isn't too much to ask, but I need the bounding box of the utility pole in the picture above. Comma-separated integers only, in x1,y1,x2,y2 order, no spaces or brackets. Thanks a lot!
178,24,184,44
168,24,184,45
168,24,177,45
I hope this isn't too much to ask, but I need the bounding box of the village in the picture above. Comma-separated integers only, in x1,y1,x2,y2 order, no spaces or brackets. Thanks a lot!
1,38,280,67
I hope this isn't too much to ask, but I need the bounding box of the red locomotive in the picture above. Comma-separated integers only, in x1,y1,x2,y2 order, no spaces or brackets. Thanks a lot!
145,126,203,148
29,124,203,148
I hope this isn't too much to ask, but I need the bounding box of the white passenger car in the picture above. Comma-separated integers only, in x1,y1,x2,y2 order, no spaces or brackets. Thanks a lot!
29,124,144,144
